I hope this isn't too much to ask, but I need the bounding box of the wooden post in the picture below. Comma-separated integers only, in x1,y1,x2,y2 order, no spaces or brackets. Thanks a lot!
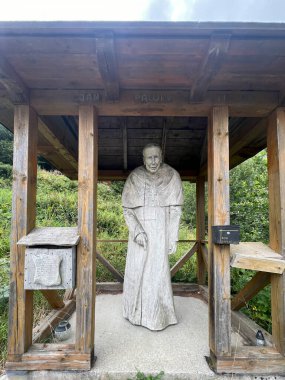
196,176,206,284
267,108,285,355
76,105,98,356
7,105,38,361
208,106,231,357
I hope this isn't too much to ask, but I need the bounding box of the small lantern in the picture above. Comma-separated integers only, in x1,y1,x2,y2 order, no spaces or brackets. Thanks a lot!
54,320,72,341
256,330,265,346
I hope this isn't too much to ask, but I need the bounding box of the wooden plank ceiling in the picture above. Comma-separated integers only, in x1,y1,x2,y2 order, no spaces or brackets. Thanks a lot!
0,21,283,180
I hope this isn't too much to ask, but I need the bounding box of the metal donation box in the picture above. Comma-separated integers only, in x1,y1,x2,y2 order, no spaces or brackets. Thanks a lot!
212,225,240,245
18,227,80,290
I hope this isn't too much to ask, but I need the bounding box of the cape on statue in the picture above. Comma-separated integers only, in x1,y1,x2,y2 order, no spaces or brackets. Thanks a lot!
122,163,183,330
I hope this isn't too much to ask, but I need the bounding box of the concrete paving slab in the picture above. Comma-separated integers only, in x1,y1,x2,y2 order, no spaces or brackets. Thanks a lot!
2,295,284,380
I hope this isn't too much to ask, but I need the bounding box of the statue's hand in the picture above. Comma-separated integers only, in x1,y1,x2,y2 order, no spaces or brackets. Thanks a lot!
135,232,148,249
168,241,177,255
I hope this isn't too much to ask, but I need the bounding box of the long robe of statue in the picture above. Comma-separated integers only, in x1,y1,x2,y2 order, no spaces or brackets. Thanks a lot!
122,161,183,331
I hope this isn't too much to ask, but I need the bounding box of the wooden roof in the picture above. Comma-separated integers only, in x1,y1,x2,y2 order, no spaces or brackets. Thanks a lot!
0,21,284,180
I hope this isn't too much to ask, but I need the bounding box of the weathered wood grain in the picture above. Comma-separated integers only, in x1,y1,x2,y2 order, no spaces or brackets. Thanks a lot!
6,342,90,370
196,177,206,285
267,108,285,355
30,89,278,117
17,227,80,246
75,105,97,355
231,271,270,311
208,106,231,357
191,34,231,101
96,36,119,100
230,242,285,274
8,105,37,359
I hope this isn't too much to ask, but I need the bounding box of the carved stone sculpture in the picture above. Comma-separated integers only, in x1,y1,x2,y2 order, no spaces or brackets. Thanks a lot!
122,143,183,330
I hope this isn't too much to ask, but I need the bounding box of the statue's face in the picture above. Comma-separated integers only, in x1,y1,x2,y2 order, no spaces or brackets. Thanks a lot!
143,146,162,174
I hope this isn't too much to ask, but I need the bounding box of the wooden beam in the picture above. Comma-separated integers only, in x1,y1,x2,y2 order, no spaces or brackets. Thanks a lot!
30,89,278,117
76,105,97,355
0,56,29,104
38,118,78,170
267,108,285,355
208,106,231,357
170,242,198,278
196,177,206,285
6,343,90,371
40,290,65,310
7,105,37,361
210,346,285,375
231,272,270,311
191,34,231,101
96,251,124,283
122,120,128,171
230,242,285,274
201,243,209,267
96,36,119,101
32,299,75,343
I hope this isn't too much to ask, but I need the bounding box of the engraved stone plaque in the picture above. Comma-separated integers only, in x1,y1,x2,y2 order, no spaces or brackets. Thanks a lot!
24,247,76,290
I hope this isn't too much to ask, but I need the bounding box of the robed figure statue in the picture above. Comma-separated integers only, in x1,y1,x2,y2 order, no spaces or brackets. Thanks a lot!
122,143,183,330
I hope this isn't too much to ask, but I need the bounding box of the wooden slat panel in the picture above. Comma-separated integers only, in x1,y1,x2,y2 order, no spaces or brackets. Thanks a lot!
196,177,206,285
76,106,97,354
8,105,38,359
208,106,231,357
267,108,285,355
231,272,270,311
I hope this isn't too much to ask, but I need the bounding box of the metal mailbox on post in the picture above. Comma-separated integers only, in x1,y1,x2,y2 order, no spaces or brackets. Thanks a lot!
18,227,80,290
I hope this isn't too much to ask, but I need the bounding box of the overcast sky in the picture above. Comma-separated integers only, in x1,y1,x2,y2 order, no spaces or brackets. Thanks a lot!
0,0,285,22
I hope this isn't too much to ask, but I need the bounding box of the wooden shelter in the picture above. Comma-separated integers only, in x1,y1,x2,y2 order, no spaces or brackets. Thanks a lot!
1,21,285,375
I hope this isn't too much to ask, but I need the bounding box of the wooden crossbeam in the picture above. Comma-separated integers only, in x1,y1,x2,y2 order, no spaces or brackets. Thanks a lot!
32,299,75,343
96,36,119,101
0,56,29,104
231,271,270,311
38,118,78,171
201,243,209,267
30,89,278,117
96,251,124,283
40,290,65,310
191,34,231,101
170,242,198,278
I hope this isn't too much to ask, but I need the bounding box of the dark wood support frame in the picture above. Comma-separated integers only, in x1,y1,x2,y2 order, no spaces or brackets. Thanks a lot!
208,106,231,358
6,105,98,371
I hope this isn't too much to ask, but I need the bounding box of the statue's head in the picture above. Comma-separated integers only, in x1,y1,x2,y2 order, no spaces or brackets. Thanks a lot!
143,143,163,174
